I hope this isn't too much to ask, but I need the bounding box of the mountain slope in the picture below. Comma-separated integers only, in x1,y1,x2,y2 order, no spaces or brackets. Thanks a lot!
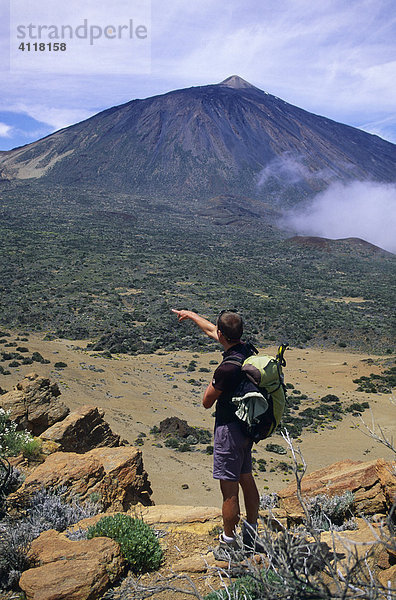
0,76,395,199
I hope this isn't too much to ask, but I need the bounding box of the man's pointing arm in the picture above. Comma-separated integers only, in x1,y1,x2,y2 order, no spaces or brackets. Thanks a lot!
171,309,219,341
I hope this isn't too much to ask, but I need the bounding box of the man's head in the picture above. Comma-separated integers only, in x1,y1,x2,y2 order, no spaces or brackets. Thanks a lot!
217,310,243,344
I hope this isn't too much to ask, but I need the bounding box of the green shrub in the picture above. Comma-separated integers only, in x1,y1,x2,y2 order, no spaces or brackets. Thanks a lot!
177,442,191,452
87,513,163,574
0,409,35,457
164,437,179,449
353,366,395,393
31,352,49,364
204,574,266,599
21,438,42,460
192,427,211,444
320,394,340,403
345,402,369,414
307,491,356,531
265,443,287,455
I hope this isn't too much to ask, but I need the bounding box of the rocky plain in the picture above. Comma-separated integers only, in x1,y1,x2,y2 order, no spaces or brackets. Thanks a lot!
0,330,395,600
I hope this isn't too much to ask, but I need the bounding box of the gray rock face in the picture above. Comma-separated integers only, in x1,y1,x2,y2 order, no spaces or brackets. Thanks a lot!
0,372,69,435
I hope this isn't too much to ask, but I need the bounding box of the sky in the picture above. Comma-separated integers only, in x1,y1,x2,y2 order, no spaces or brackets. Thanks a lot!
0,0,395,151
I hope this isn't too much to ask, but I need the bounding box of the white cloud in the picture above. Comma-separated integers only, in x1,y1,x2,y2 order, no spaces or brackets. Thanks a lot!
18,105,94,131
358,116,396,144
1,102,94,132
0,123,13,137
153,0,396,122
281,181,396,254
257,153,334,188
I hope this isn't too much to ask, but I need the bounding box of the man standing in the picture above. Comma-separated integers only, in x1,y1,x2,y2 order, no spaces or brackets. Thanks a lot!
172,308,262,556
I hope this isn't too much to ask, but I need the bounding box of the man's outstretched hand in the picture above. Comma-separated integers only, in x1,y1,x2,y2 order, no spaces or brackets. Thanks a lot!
171,309,195,322
171,309,219,341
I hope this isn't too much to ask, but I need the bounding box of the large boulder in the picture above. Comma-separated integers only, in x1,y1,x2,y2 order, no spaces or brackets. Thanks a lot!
278,459,396,518
159,416,192,438
0,373,69,435
68,504,223,536
19,529,124,600
40,405,121,452
8,446,153,510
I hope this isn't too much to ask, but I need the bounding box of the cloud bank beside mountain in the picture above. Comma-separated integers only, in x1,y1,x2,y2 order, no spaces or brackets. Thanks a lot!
281,181,396,254
257,152,333,187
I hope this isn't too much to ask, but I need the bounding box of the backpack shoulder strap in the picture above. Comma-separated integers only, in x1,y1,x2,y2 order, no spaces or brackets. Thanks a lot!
221,356,244,368
220,342,257,369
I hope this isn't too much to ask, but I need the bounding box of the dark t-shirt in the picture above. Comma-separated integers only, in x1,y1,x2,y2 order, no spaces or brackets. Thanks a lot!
212,342,250,426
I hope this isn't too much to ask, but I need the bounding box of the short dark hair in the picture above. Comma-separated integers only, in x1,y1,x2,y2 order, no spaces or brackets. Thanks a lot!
217,310,243,342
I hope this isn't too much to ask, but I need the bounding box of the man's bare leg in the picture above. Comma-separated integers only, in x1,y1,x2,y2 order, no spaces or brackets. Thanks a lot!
239,472,259,523
220,480,240,537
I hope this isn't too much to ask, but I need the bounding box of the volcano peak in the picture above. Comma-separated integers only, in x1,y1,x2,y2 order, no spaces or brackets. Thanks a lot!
219,75,257,90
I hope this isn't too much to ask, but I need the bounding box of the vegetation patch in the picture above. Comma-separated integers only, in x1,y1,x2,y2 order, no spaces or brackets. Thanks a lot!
0,409,36,458
279,390,371,438
204,573,267,599
265,443,287,455
0,184,394,354
0,486,100,590
306,491,356,532
87,513,163,574
353,362,396,393
54,361,68,369
150,416,212,452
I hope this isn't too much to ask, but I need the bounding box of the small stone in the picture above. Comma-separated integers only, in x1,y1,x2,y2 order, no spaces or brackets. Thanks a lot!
182,484,189,490
173,552,216,572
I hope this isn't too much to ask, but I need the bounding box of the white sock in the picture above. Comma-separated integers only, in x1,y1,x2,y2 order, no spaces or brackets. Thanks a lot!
222,532,235,543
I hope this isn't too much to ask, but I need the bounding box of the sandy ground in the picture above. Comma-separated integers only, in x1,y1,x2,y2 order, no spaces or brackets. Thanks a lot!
1,333,395,508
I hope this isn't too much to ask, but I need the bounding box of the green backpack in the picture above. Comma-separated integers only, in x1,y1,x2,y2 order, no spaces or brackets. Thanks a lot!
226,344,288,442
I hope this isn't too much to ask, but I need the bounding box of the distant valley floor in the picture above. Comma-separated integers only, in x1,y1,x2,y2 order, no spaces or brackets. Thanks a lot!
0,331,395,507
